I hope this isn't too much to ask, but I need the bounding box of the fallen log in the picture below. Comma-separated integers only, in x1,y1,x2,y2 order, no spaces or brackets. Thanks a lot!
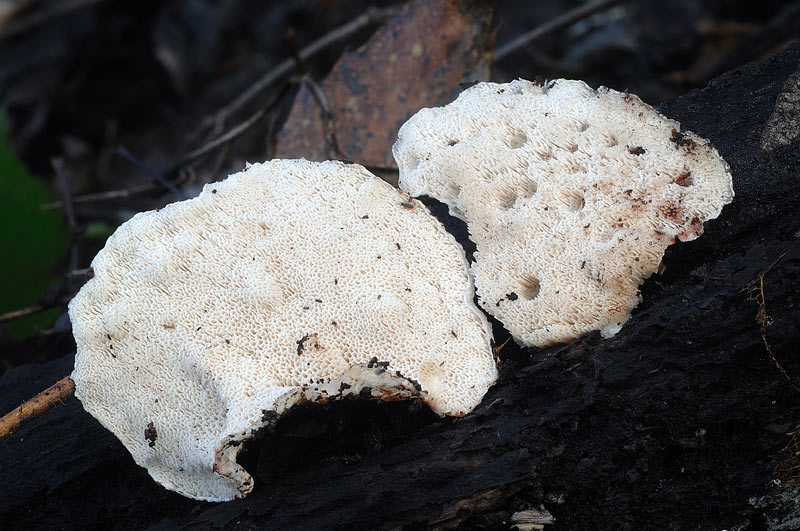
1,44,799,531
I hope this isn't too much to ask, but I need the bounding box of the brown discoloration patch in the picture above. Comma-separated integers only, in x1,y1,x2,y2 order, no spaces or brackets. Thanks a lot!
670,129,697,150
145,422,157,448
677,216,704,241
674,171,693,187
659,201,683,223
628,146,646,156
296,333,321,356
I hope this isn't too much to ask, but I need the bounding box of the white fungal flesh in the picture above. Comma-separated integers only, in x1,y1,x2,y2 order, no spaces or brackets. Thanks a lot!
70,159,496,501
394,79,734,347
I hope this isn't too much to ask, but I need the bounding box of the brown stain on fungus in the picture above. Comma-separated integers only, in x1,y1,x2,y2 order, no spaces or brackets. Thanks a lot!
296,334,309,355
296,333,321,356
659,202,683,223
670,129,697,150
674,171,693,187
400,202,415,209
628,146,646,156
145,422,157,448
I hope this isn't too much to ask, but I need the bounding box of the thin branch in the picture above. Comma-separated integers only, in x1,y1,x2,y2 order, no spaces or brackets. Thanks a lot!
39,8,397,211
303,76,344,160
745,252,799,394
494,0,630,62
0,0,35,33
165,83,291,176
51,158,77,233
210,5,398,133
0,376,75,443
51,157,79,271
40,183,156,211
0,304,46,323
40,85,290,211
0,0,108,41
0,297,71,324
116,146,186,199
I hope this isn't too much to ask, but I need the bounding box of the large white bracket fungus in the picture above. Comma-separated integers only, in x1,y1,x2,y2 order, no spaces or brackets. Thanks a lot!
70,159,496,501
394,79,734,347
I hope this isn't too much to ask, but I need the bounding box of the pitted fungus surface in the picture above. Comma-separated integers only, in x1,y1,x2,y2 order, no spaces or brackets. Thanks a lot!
70,159,495,501
394,79,734,347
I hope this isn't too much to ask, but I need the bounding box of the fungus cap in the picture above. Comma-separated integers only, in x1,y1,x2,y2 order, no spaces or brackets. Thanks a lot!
70,159,496,501
394,79,733,347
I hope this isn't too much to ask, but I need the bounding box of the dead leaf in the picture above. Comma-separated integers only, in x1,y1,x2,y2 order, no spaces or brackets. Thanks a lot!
276,0,496,169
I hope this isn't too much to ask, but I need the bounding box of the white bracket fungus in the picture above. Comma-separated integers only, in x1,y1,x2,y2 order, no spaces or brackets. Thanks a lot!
394,79,734,347
70,159,495,501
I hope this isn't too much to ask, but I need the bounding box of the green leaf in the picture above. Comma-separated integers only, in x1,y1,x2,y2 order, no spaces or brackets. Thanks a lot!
0,111,68,338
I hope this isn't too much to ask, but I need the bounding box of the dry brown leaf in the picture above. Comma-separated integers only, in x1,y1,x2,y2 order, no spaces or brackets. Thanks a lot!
276,0,496,168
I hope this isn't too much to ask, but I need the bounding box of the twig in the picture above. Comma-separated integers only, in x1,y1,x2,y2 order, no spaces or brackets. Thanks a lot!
40,183,156,211
0,0,108,41
0,297,71,324
745,252,799,394
40,86,289,212
68,268,93,279
116,146,186,199
165,83,291,176
0,0,35,31
209,5,398,133
303,76,344,160
209,141,233,181
285,30,344,160
51,157,79,271
51,158,76,233
775,423,800,483
495,336,512,355
0,376,75,443
494,0,630,62
0,304,46,323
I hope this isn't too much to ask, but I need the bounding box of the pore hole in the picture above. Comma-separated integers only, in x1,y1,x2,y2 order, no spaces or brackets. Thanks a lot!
522,180,537,198
508,131,527,149
518,276,540,300
565,191,585,212
498,189,518,210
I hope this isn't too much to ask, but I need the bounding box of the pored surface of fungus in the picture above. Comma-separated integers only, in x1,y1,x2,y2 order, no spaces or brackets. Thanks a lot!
394,79,734,347
69,159,495,501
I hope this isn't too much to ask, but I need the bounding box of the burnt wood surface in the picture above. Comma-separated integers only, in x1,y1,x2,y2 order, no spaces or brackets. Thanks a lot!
2,45,799,531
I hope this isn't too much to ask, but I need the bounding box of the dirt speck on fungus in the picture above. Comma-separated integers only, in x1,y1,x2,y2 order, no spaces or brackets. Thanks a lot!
144,422,157,448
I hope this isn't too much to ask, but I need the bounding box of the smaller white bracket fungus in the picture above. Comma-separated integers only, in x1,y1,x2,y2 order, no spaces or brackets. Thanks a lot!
70,159,495,501
394,79,734,347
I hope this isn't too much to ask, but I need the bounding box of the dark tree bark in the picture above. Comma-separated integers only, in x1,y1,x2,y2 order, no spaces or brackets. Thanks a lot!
2,45,799,531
